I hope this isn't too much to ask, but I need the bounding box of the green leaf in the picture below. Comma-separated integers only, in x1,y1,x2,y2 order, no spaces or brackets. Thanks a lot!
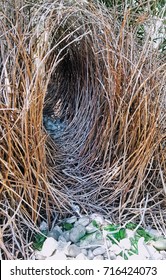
33,230,47,251
103,224,119,231
119,228,126,239
123,252,128,260
113,228,126,241
129,237,139,255
119,250,128,260
125,222,138,230
92,220,100,228
136,229,154,242
62,222,73,230
107,227,126,243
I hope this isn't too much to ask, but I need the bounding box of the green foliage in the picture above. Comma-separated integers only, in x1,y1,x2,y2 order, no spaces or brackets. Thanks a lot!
125,222,138,230
104,224,119,231
99,0,165,15
99,0,165,51
104,224,126,243
33,230,47,251
126,222,155,242
136,229,155,242
92,220,100,228
62,222,74,230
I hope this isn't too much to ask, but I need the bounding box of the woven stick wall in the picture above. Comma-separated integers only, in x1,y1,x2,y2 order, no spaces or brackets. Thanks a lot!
0,0,165,259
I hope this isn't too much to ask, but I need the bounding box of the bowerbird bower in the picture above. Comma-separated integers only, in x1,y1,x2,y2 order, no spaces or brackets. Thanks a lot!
0,0,165,259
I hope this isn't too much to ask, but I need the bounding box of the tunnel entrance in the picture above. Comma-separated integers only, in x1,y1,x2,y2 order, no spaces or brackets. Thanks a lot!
40,2,165,222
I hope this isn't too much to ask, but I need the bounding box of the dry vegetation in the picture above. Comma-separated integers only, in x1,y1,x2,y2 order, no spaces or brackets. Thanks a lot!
0,0,166,259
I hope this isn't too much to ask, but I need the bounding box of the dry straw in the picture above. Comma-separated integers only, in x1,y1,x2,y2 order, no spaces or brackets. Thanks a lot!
0,0,165,259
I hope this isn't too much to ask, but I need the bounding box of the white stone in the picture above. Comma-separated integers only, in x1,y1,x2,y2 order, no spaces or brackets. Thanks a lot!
106,239,112,248
67,244,81,257
137,237,149,258
40,237,58,257
77,217,90,227
151,239,166,250
93,255,104,260
145,244,160,259
126,229,135,238
58,236,67,242
90,213,104,225
160,251,166,259
103,251,109,259
116,256,124,260
39,221,48,231
119,238,131,250
87,249,94,260
79,232,103,247
65,216,77,224
75,253,87,260
93,246,105,256
62,231,70,242
34,251,46,260
48,225,62,240
109,252,116,260
46,252,67,260
69,225,86,243
153,252,162,260
147,228,162,238
81,249,88,256
109,244,122,255
129,254,146,260
57,241,71,254
86,223,98,233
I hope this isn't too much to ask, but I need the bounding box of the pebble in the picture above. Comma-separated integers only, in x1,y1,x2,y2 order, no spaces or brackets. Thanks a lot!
153,252,162,260
67,244,81,257
86,223,98,233
44,119,55,130
109,244,122,255
40,237,58,257
109,252,116,260
93,255,104,260
137,237,149,258
87,249,94,260
79,232,104,247
57,241,71,254
81,249,88,256
39,221,48,232
34,213,166,261
93,246,106,256
126,229,135,238
147,245,158,255
103,251,109,259
43,116,67,138
77,217,90,227
145,244,160,259
116,256,124,260
151,238,166,250
105,239,112,248
119,238,131,250
46,252,67,260
34,251,46,260
69,224,86,243
90,213,105,225
58,236,67,242
48,225,62,240
75,253,87,260
160,250,166,259
129,254,146,260
65,216,77,224
62,231,70,242
147,228,162,237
